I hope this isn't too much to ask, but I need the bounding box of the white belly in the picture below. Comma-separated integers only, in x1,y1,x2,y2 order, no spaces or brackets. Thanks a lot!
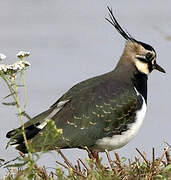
95,95,147,151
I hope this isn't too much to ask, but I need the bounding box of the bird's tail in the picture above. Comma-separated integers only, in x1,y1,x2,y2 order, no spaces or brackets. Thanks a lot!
6,108,53,153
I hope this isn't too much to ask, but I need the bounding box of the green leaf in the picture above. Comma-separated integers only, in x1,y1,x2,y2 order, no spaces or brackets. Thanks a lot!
2,101,17,106
20,111,32,120
163,164,171,172
120,157,127,163
154,174,165,179
4,92,16,99
5,161,28,168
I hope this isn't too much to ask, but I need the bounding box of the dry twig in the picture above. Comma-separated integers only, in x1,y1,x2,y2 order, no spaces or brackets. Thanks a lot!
136,148,149,166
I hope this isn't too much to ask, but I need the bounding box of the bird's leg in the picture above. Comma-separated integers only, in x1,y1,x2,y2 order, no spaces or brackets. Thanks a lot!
84,147,99,164
91,151,99,163
88,149,99,163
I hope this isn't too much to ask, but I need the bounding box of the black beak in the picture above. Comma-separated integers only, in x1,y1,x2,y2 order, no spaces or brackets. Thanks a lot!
153,63,166,73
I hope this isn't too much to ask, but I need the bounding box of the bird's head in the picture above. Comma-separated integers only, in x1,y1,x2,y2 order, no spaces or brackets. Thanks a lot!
106,7,166,75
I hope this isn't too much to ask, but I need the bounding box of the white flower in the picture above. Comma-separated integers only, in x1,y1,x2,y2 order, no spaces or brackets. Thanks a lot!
13,60,31,70
0,53,6,61
0,60,31,74
23,61,31,66
16,51,30,58
0,64,7,72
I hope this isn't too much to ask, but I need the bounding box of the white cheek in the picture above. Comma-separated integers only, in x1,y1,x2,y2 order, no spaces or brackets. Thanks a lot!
135,60,149,75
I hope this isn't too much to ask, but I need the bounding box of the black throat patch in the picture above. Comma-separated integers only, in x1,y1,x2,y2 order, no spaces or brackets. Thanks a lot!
132,73,148,103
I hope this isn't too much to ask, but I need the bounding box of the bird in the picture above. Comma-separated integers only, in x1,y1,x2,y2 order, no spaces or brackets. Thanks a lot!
6,7,165,158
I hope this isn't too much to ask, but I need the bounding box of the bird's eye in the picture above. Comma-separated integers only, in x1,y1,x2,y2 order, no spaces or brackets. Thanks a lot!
145,52,153,60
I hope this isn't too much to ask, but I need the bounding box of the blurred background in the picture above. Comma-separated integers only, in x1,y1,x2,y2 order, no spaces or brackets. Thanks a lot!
0,0,170,177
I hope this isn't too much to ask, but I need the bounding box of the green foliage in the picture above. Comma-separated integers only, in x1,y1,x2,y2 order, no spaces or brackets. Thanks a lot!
42,119,63,144
2,148,171,179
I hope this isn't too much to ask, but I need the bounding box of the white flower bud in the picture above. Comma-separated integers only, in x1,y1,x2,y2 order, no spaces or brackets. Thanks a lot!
16,51,30,58
0,53,6,61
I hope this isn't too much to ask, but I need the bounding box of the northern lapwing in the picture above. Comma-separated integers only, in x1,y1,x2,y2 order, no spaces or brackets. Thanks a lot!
6,7,165,158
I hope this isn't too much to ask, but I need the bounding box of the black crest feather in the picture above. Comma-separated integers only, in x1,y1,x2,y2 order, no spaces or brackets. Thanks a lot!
106,7,136,42
106,7,156,53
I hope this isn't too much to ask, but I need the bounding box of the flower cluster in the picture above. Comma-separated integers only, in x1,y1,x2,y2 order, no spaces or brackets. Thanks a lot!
0,51,31,75
0,61,30,74
16,51,30,59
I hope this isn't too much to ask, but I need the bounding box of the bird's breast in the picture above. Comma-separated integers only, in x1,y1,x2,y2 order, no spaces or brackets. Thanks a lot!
94,94,147,152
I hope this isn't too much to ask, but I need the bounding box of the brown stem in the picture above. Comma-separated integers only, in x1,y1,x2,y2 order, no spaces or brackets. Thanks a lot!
136,148,149,166
105,149,115,172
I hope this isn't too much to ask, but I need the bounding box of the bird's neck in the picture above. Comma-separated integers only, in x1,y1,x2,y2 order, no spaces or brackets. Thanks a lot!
113,63,148,103
132,73,148,103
